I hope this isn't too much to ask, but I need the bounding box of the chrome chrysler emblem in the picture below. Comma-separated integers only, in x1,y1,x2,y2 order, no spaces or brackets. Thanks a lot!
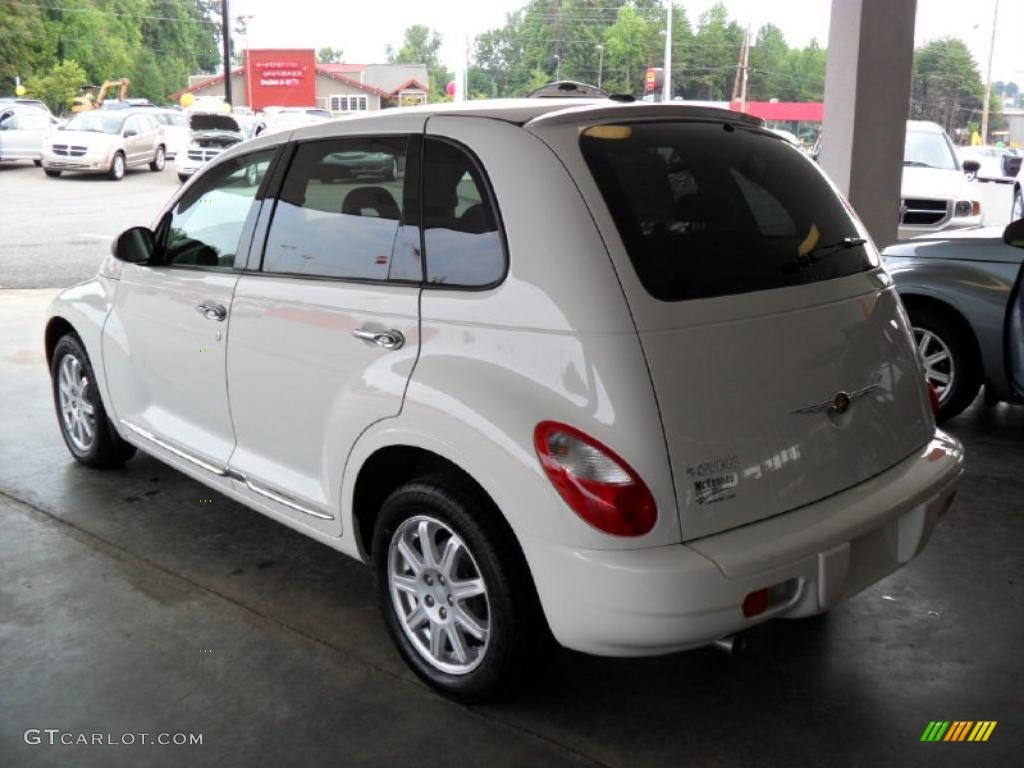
792,382,879,415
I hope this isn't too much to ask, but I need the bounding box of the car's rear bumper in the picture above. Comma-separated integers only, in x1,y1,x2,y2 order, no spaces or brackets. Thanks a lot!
520,430,963,657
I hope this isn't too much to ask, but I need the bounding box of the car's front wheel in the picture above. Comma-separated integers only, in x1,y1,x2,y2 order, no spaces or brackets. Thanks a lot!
108,151,125,181
150,145,165,172
44,169,61,178
372,476,542,702
909,306,982,422
51,334,136,468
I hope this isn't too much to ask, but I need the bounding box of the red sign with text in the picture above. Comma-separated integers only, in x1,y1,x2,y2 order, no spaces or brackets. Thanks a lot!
245,48,316,110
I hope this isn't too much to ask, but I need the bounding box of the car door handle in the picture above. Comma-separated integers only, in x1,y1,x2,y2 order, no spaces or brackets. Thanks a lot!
352,328,405,350
195,302,227,321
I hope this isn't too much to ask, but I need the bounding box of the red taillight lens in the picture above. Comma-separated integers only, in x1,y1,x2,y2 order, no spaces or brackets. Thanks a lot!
927,382,940,415
534,421,657,537
742,588,769,618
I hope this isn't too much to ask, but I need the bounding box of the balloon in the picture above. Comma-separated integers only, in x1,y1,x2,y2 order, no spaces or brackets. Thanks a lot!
15,84,26,96
446,80,456,97
179,92,195,108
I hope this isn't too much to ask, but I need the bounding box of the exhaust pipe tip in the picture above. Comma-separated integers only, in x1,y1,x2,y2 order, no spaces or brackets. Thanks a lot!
711,633,746,655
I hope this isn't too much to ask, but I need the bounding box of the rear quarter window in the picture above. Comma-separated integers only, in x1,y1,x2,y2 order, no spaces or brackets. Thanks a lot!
580,121,876,302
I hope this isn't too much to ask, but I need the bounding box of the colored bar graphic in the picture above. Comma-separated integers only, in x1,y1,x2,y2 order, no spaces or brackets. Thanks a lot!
921,721,996,742
921,721,950,741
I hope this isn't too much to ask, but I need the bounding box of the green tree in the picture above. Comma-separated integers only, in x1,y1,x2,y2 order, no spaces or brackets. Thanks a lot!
603,4,653,95
25,59,89,112
747,23,789,101
0,0,52,86
318,46,345,64
911,37,985,133
778,39,826,101
388,24,451,100
688,2,744,100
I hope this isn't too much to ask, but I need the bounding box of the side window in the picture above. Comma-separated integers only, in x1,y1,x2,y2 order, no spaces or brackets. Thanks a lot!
123,116,138,135
422,138,504,287
263,136,415,280
159,150,274,269
1,114,19,130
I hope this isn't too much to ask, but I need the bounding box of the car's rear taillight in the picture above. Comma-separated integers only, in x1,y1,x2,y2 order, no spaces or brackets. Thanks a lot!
534,421,656,537
927,382,940,415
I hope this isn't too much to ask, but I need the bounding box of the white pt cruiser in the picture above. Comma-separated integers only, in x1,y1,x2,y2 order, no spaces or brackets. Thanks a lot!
46,100,964,701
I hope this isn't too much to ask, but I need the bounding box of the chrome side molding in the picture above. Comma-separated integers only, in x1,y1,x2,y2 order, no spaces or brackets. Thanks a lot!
120,420,334,522
120,420,229,476
236,475,335,521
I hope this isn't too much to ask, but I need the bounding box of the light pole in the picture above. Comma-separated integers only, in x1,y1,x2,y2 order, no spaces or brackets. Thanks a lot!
596,44,604,90
662,3,672,101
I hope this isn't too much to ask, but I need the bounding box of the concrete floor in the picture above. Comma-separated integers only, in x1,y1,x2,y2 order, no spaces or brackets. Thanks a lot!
1,288,1021,768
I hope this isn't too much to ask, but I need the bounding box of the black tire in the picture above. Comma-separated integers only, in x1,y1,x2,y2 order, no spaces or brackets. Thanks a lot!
108,151,125,181
149,145,165,172
372,475,543,702
34,159,42,167
908,305,982,423
51,334,136,468
44,169,61,177
177,172,190,183
1013,188,1023,222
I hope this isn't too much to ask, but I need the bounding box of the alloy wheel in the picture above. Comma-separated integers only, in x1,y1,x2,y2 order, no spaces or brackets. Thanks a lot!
387,515,491,675
57,353,96,452
1013,191,1023,222
914,326,956,404
112,154,125,179
154,147,165,170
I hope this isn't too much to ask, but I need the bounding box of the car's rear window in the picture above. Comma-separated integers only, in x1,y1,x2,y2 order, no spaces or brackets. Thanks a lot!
580,121,875,302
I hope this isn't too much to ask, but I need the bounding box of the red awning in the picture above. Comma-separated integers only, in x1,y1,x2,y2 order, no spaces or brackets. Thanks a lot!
730,101,824,122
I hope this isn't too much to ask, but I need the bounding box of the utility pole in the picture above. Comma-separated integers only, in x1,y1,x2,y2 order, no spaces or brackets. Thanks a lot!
662,3,672,101
980,0,999,144
554,54,561,81
221,0,233,106
739,25,751,113
596,44,604,90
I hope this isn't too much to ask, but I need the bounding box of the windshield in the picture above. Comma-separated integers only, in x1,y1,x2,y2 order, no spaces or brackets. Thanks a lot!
65,112,125,134
580,121,875,302
904,128,958,170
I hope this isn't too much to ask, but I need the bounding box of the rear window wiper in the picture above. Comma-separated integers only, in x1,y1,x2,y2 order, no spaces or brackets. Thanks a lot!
784,237,867,273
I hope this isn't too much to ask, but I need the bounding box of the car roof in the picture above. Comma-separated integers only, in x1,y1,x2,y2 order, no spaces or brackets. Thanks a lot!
906,120,946,133
288,98,763,142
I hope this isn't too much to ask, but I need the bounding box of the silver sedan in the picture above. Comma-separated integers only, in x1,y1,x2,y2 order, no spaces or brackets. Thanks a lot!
883,221,1024,421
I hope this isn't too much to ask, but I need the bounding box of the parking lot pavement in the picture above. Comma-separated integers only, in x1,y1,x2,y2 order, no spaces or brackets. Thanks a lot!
0,162,180,289
2,289,1021,767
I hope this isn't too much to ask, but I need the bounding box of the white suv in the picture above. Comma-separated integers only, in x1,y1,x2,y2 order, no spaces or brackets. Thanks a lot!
45,100,963,700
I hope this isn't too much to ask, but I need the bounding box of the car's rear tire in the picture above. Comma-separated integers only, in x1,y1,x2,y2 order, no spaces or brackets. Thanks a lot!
177,172,189,183
372,475,542,702
51,334,136,468
108,151,125,181
44,169,61,177
33,159,42,167
908,306,982,422
1013,187,1023,222
149,145,165,172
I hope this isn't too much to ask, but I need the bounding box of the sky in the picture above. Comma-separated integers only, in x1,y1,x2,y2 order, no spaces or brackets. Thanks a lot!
232,0,1023,84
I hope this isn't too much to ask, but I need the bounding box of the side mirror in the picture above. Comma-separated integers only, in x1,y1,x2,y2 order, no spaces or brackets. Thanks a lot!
123,128,137,137
1003,219,1024,249
962,159,981,178
112,226,155,263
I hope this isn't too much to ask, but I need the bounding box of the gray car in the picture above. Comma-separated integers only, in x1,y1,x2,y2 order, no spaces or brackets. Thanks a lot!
883,222,1024,421
0,106,59,164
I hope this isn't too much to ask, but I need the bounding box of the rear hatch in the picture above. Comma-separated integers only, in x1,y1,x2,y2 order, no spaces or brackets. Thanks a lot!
574,117,935,540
